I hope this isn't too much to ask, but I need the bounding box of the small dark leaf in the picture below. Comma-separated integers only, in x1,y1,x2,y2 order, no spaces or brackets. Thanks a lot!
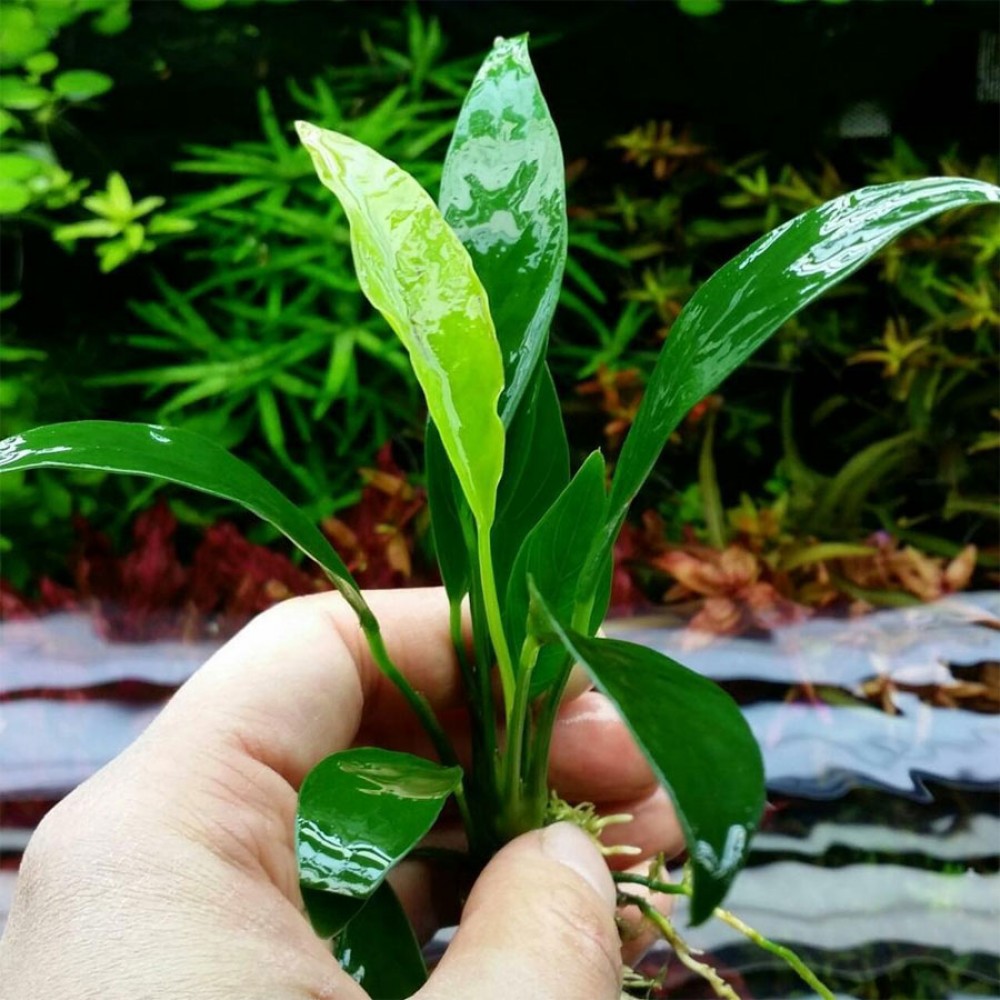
506,452,607,696
425,421,471,602
336,882,427,998
531,587,765,924
297,747,462,909
492,366,569,602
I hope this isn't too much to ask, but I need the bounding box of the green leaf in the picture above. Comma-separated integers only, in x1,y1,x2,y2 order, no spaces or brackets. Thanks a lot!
439,34,567,425
0,179,29,214
605,178,1000,555
53,69,112,101
146,214,195,235
336,882,427,998
105,171,132,213
0,9,49,70
677,0,725,14
131,194,166,218
54,219,120,241
530,589,765,924
813,431,917,528
0,76,50,110
0,153,42,181
297,121,505,530
0,421,366,613
425,421,471,602
24,51,57,75
506,450,606,696
297,747,461,921
92,2,131,35
97,238,132,273
491,365,569,601
427,364,568,611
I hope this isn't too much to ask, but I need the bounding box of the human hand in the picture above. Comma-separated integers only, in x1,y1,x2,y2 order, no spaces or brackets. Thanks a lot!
0,588,681,999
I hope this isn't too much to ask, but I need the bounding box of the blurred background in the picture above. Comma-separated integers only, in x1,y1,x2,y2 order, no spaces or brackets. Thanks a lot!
1,2,998,997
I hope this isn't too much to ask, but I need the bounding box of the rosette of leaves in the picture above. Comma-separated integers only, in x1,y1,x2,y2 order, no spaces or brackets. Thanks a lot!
53,171,194,272
2,34,997,997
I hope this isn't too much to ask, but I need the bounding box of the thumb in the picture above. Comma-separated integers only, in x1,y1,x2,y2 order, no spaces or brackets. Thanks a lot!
417,823,621,1000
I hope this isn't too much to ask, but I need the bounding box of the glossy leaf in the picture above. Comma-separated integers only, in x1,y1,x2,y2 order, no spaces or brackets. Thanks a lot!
53,69,113,102
439,34,567,424
427,364,568,608
336,882,427,999
606,178,1000,550
506,451,607,696
492,365,569,602
531,587,765,924
297,121,505,530
297,747,462,901
425,421,471,602
0,421,366,614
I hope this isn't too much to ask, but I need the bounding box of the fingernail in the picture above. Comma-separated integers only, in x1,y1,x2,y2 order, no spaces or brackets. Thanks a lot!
541,822,616,908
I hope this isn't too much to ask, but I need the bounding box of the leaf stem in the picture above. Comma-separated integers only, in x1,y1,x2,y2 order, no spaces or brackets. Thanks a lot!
523,652,572,803
364,623,475,838
503,634,540,812
476,525,515,721
363,625,457,768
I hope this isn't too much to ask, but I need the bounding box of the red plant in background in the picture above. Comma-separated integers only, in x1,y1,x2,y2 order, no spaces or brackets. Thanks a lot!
187,521,324,628
321,443,432,590
610,511,668,615
0,444,434,642
74,503,189,641
0,440,982,645
655,544,808,639
576,366,645,449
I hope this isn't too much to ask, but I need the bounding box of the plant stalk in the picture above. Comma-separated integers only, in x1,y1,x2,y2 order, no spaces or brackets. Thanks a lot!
362,626,455,759
476,524,516,722
501,634,541,826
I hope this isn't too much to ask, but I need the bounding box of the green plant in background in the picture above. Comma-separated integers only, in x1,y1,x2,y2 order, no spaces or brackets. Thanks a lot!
562,126,999,567
53,171,193,271
4,34,997,997
86,9,477,516
0,0,119,213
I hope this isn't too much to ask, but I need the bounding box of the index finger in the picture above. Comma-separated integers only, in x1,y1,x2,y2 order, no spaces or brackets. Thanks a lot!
146,587,464,789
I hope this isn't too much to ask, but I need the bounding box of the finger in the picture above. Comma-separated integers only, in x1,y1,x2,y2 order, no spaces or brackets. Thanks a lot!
387,824,470,944
547,691,658,803
599,786,685,867
143,587,463,789
417,823,621,1000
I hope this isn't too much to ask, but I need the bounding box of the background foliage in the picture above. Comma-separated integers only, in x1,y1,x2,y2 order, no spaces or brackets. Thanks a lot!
0,0,996,598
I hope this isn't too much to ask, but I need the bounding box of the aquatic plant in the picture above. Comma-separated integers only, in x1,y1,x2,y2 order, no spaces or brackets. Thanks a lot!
2,34,996,998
